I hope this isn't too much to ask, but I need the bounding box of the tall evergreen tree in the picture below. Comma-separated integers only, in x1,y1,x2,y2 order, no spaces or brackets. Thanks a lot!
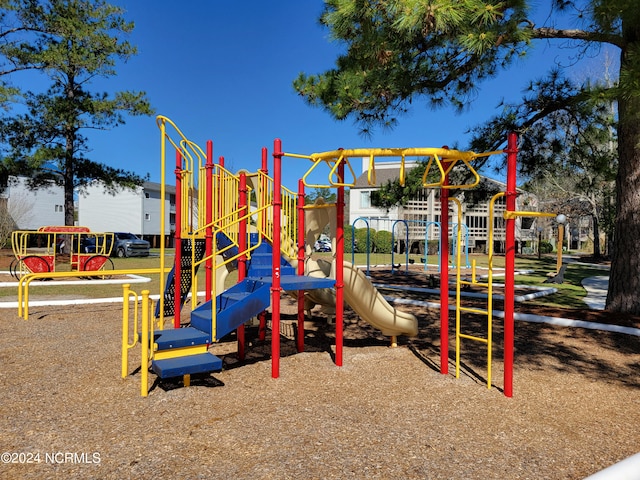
0,0,154,226
294,1,640,314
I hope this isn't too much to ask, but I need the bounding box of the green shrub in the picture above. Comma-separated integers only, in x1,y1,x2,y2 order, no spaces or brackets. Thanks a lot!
374,230,393,254
427,240,440,255
343,226,353,253
539,241,554,254
354,227,373,253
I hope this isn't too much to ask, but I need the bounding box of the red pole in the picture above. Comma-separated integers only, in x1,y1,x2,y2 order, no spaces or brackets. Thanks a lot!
173,150,183,329
218,156,225,223
439,156,451,374
258,147,268,342
205,141,214,302
504,132,518,398
335,159,345,367
237,172,248,360
296,179,305,353
271,139,283,378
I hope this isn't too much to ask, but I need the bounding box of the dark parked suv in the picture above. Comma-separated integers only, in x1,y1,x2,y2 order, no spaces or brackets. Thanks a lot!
109,232,150,258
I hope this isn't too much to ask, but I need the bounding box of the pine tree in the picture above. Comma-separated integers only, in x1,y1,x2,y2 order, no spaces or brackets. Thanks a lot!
294,0,640,314
0,0,154,226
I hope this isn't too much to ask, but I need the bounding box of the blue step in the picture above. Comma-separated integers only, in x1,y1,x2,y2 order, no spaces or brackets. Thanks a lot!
216,232,238,265
248,264,297,278
190,278,271,341
246,274,336,291
247,242,294,278
151,352,222,378
151,327,210,350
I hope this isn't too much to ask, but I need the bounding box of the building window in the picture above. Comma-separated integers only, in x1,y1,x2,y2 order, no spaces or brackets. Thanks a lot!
55,205,64,212
361,191,371,208
145,213,150,221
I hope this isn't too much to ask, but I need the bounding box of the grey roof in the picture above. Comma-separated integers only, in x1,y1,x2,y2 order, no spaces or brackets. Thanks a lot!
143,181,176,195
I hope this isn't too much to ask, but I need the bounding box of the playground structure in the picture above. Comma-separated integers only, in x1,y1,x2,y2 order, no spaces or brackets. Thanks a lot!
115,116,563,398
10,226,114,279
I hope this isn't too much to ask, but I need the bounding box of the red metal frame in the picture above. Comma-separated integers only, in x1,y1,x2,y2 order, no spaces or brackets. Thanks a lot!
237,172,248,360
258,147,269,342
173,150,183,328
504,132,518,397
439,157,451,375
297,179,305,353
271,139,283,378
335,160,345,366
205,141,214,302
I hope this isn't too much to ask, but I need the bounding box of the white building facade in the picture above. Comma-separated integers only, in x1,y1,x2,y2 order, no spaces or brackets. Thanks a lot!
77,181,176,247
3,176,65,230
349,159,535,254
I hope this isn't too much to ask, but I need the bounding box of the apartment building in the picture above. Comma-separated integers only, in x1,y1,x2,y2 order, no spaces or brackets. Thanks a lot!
77,181,176,247
2,176,65,230
349,159,536,254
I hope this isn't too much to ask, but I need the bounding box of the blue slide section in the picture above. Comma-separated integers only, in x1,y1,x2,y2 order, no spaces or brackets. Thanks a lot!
190,278,271,342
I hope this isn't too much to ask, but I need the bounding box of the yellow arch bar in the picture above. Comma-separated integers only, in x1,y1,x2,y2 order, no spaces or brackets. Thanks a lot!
293,147,503,189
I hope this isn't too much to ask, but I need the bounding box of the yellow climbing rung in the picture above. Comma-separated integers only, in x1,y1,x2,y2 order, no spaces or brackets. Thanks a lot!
458,333,489,344
459,306,489,316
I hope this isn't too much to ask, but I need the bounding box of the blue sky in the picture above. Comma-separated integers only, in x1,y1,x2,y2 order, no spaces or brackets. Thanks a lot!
16,1,617,189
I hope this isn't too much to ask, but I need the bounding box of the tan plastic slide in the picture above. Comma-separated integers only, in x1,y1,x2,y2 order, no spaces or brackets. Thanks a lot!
339,259,418,337
301,198,418,338
302,257,417,337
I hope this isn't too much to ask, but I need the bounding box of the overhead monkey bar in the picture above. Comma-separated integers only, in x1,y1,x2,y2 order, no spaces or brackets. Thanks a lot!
283,146,502,190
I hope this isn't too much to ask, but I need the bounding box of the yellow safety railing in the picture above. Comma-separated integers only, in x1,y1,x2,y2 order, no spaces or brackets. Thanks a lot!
17,267,165,320
254,169,299,260
157,115,223,319
121,285,159,397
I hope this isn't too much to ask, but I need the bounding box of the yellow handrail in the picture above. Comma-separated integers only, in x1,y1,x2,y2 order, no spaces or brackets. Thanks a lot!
121,285,156,397
140,289,153,397
121,284,138,379
18,267,166,320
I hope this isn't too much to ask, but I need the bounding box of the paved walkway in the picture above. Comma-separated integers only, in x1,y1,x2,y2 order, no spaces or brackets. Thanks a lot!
562,256,610,311
582,276,609,310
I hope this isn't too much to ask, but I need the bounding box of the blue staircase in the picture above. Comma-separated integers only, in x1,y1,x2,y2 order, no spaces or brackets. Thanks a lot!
190,278,271,342
246,241,296,278
150,327,222,378
148,238,334,383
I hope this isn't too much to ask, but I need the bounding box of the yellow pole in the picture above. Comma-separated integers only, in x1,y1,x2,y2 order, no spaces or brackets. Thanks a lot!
141,290,150,397
557,223,564,273
121,284,130,379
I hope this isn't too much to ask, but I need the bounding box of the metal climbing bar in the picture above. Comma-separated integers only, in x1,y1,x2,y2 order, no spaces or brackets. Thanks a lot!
454,191,500,389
